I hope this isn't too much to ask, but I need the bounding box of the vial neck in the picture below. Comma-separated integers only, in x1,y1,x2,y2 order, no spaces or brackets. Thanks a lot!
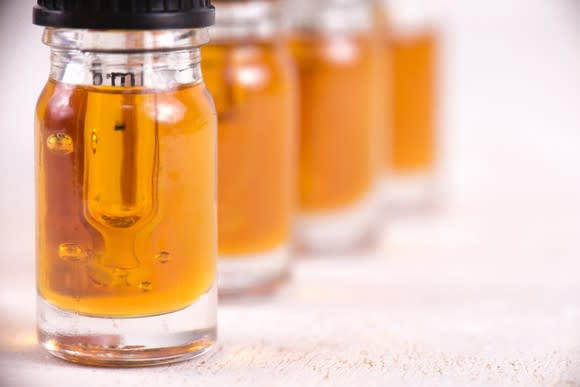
44,28,208,89
386,0,435,37
289,0,375,36
49,49,203,88
209,1,282,43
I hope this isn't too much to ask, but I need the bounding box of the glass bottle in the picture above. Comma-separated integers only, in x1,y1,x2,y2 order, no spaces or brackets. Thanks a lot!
381,0,439,210
33,1,217,366
202,0,297,294
288,0,380,252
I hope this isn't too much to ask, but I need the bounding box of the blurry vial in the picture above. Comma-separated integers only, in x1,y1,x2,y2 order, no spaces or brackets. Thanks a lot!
288,0,381,253
203,0,297,295
380,0,440,211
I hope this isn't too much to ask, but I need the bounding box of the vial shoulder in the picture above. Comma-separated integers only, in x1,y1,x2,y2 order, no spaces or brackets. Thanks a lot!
158,83,216,133
35,80,85,130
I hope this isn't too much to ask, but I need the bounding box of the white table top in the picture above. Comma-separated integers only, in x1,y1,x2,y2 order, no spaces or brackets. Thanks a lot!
2,197,579,386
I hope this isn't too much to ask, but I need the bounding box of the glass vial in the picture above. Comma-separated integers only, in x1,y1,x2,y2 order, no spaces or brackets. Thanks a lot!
288,0,380,253
33,1,217,366
381,0,439,210
203,0,297,295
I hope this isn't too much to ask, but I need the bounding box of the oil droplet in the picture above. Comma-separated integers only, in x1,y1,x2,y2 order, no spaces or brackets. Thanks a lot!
101,215,140,228
58,243,88,262
91,128,98,154
139,281,153,292
46,133,73,154
87,261,129,286
155,251,171,264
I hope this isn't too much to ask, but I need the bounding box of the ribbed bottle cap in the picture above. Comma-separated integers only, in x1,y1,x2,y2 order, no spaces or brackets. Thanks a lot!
33,0,215,30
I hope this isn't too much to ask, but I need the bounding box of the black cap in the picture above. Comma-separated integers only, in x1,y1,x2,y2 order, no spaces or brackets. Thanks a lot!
33,0,215,30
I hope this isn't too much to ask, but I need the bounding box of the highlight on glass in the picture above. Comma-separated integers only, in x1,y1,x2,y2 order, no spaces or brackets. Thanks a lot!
203,0,297,295
288,0,381,253
33,1,217,366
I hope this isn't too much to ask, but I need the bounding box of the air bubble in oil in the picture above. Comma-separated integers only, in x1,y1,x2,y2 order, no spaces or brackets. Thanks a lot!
155,251,171,264
91,128,98,154
139,281,153,292
58,243,88,261
46,133,73,154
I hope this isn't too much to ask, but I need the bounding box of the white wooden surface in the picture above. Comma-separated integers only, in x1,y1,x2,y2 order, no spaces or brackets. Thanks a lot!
1,197,580,386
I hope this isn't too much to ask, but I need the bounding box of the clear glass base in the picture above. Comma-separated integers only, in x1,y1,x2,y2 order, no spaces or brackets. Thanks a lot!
219,245,290,297
37,284,217,367
381,171,439,213
296,189,378,254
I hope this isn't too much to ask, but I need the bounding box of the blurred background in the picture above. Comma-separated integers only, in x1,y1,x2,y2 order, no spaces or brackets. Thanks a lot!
1,0,580,273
